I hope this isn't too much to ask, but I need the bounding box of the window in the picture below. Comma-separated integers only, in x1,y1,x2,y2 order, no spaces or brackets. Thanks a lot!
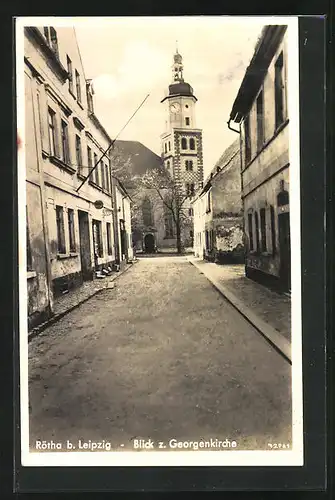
48,107,57,156
190,138,195,150
244,114,251,164
105,164,110,192
188,208,194,216
256,90,264,151
166,160,170,169
190,229,194,239
92,220,103,257
185,117,190,126
60,120,70,164
142,198,153,226
270,205,276,255
56,206,66,254
93,153,99,185
50,27,59,56
87,146,92,177
26,209,33,271
254,212,260,252
186,183,195,197
260,207,267,252
100,161,105,190
181,137,187,149
185,160,193,171
75,135,82,170
164,143,167,153
106,222,113,255
248,213,254,251
75,70,81,103
67,56,73,93
275,51,285,129
68,208,76,253
168,141,171,151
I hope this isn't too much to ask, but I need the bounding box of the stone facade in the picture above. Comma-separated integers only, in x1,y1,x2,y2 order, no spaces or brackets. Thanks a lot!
159,50,204,248
193,138,244,263
22,26,132,329
229,25,290,292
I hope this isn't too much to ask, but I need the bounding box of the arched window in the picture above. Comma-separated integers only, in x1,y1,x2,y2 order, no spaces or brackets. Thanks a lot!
142,197,153,227
190,138,195,150
181,137,187,150
167,161,170,169
164,143,167,153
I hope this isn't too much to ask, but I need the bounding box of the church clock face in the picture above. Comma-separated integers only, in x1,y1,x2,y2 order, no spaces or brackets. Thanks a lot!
170,102,180,113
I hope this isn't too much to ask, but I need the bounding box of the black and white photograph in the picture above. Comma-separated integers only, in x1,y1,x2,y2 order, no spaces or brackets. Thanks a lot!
16,15,303,467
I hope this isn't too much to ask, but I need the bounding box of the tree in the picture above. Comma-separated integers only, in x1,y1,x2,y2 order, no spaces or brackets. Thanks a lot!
139,166,193,254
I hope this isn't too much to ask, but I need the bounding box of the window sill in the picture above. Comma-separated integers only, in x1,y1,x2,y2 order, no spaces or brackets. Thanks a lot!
27,270,37,280
49,155,76,174
57,253,78,260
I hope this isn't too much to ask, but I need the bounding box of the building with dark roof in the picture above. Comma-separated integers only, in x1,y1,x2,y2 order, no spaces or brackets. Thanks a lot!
228,24,290,292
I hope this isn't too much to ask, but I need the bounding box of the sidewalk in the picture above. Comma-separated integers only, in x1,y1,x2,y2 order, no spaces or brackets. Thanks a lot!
188,258,291,362
28,261,136,340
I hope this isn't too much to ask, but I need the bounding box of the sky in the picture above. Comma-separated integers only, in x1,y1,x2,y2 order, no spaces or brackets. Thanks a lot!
75,17,266,175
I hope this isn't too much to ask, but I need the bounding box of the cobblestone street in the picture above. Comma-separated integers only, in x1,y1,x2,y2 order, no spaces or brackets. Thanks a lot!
29,256,292,452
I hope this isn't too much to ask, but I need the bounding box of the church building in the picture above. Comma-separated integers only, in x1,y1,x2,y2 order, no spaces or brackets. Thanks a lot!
160,48,204,248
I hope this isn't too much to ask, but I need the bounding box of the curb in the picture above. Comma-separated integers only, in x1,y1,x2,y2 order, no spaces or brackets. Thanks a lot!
188,258,291,364
28,261,137,342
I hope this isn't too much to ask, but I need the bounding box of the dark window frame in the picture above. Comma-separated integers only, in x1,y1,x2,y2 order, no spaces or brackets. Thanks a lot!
60,119,70,164
48,107,57,156
260,207,267,252
92,219,103,258
67,55,73,93
190,138,195,150
56,205,66,254
185,117,190,126
75,134,82,170
254,211,260,253
106,222,113,255
181,137,187,150
270,205,276,255
275,51,285,129
68,208,76,253
256,89,264,151
248,212,254,252
75,69,82,103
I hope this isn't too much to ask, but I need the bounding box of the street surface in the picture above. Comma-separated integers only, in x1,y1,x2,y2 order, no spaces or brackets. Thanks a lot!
28,256,292,451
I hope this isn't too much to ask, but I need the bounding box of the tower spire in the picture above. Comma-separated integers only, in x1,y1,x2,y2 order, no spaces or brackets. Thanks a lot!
172,44,183,83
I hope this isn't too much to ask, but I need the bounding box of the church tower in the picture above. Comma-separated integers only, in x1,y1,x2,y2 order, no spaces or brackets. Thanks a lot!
160,47,204,245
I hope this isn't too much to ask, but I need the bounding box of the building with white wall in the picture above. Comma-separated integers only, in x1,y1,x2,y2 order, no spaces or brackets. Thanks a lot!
23,25,132,329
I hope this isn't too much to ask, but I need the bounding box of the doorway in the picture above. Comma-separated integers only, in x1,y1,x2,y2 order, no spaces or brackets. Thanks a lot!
119,219,128,261
144,233,155,253
278,211,291,292
78,210,92,281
